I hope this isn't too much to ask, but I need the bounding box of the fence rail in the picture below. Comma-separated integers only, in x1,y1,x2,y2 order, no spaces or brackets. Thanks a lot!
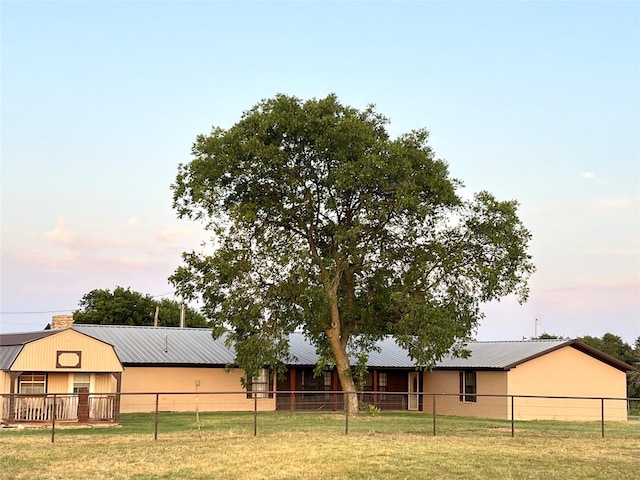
1,394,117,422
1,391,637,444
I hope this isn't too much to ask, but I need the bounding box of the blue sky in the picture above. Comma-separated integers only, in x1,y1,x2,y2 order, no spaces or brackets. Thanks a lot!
1,1,639,344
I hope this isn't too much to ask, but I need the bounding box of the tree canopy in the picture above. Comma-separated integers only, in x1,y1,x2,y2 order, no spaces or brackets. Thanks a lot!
532,332,567,340
73,286,209,328
579,333,636,366
171,94,535,414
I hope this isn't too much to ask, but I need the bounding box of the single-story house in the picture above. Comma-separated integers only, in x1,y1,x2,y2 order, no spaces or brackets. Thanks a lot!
275,329,631,421
0,315,633,423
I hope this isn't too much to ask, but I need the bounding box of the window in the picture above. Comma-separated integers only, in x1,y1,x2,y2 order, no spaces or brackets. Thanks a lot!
18,373,46,394
73,373,91,393
323,371,332,390
378,372,388,400
247,368,271,399
459,371,477,403
378,372,388,392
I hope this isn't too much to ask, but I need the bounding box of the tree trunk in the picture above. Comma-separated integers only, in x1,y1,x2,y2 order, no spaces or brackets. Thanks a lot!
327,297,359,416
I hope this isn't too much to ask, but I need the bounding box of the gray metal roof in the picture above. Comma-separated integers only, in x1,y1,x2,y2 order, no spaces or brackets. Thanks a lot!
286,333,414,368
0,330,62,370
0,345,23,370
0,330,58,346
1,325,630,372
74,326,632,371
73,324,237,365
436,339,570,370
286,335,575,370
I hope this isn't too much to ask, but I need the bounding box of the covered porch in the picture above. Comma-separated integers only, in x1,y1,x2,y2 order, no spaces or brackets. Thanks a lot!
0,327,124,424
1,391,118,423
275,367,424,412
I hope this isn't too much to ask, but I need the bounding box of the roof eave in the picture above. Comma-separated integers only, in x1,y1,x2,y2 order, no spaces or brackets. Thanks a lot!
501,340,635,372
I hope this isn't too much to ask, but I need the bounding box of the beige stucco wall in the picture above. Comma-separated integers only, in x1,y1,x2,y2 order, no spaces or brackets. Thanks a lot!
11,330,122,373
119,366,276,413
507,346,628,421
423,370,509,419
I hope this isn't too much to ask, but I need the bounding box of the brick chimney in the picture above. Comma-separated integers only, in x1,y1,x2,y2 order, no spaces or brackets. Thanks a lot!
51,314,74,329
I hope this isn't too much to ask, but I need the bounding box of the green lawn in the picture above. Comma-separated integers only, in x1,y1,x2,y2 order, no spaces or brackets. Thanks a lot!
1,412,639,479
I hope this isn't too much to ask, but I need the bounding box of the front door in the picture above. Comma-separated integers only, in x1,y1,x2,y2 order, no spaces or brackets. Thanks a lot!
408,372,419,411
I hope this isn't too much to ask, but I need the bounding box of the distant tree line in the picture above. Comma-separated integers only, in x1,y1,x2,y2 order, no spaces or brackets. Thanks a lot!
73,286,209,328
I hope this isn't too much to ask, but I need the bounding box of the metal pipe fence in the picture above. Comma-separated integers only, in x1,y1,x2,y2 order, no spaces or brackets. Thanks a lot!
2,391,637,443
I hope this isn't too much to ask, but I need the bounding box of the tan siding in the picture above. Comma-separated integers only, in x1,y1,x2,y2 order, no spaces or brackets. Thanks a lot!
0,371,9,393
119,367,276,413
0,372,8,417
94,374,114,394
507,346,628,421
423,370,509,419
47,373,71,393
11,330,122,373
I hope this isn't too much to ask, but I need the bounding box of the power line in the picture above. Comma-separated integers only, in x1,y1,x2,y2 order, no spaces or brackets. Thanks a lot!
1,291,179,315
151,291,177,299
0,309,74,315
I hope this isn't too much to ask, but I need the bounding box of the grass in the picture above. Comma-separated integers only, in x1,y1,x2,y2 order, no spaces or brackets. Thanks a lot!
1,412,639,479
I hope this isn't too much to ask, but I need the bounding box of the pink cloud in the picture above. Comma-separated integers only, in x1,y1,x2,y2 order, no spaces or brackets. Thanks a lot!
531,280,640,313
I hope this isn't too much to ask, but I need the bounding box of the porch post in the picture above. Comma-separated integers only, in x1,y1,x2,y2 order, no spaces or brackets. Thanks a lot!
332,369,339,411
289,368,296,412
418,369,424,412
113,372,122,422
8,372,21,422
372,369,378,407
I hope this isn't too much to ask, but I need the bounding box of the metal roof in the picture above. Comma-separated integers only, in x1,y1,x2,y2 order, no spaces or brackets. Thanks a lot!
0,325,631,372
0,330,58,346
74,326,632,371
286,333,414,368
0,345,23,370
286,336,580,370
73,324,236,366
0,330,62,369
436,339,570,370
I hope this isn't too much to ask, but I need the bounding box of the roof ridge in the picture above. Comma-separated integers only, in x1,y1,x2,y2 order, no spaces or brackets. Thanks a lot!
470,339,568,343
74,324,212,331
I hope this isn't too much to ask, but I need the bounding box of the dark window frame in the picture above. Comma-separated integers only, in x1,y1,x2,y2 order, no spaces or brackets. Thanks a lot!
247,368,273,399
18,372,47,394
459,371,477,403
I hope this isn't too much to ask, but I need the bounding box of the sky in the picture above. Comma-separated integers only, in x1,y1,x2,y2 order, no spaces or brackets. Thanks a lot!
1,1,639,344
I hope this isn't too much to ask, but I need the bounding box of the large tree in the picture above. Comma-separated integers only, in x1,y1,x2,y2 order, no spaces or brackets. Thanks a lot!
74,286,209,328
579,333,636,366
171,94,535,415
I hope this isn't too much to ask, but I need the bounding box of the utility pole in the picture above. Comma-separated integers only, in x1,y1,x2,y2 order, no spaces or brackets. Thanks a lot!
180,297,185,328
535,318,538,338
154,306,159,327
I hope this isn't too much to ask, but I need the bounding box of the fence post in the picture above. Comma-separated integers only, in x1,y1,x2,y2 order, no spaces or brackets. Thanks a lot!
432,394,436,436
253,394,258,437
601,398,605,438
345,392,349,435
511,396,515,438
51,394,57,444
154,393,159,441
